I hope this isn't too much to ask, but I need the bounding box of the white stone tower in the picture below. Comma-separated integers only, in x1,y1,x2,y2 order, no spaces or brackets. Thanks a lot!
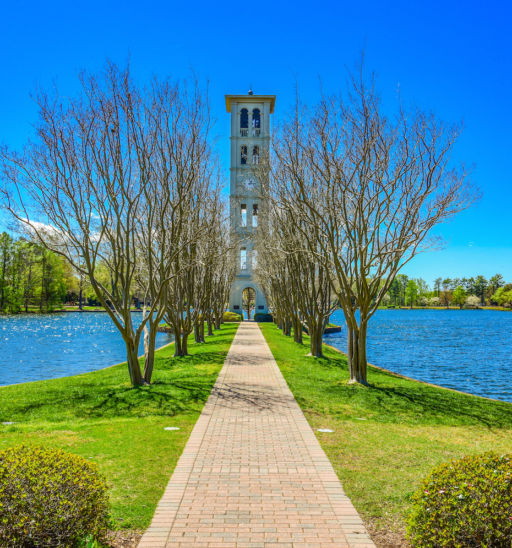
225,91,275,317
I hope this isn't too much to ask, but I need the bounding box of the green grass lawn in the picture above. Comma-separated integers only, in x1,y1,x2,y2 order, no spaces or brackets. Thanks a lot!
0,322,238,530
259,322,512,543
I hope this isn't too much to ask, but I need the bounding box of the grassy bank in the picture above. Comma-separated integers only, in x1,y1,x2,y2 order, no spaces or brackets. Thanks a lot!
0,322,238,530
259,322,512,545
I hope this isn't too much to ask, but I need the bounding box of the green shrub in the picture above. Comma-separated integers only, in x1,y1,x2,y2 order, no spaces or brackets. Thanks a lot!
407,452,512,547
0,445,110,547
253,313,273,322
223,311,242,322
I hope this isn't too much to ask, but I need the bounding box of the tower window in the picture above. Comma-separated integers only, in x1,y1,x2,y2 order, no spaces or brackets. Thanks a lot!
252,109,261,136
241,145,247,165
240,109,248,128
252,249,258,268
252,109,260,128
252,204,258,227
241,204,247,227
252,146,259,165
240,247,247,270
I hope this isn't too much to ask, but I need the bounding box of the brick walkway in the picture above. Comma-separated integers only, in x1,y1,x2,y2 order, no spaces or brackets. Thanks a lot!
138,322,375,548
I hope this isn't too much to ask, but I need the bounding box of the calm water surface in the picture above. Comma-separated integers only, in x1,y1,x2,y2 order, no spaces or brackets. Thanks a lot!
0,312,172,386
326,309,512,402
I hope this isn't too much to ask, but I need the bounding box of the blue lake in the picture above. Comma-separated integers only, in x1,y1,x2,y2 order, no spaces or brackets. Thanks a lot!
1,309,511,402
326,309,512,402
0,312,173,386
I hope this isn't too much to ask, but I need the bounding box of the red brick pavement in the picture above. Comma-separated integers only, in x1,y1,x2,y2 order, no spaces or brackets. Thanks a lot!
138,322,375,548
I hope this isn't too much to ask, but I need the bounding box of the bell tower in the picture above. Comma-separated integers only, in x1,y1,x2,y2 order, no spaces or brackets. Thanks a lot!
225,91,276,318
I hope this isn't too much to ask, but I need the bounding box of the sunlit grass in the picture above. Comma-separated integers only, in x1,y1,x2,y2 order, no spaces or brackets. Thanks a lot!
0,322,239,529
259,322,512,540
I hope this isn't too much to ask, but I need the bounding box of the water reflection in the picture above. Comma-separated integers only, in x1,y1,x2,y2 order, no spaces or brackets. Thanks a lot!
326,309,512,402
0,312,172,386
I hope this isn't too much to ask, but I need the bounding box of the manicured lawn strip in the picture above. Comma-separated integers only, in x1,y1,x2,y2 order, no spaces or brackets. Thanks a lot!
0,322,239,529
259,322,512,541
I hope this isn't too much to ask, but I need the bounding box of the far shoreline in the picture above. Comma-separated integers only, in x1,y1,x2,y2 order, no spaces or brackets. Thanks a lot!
1,305,510,316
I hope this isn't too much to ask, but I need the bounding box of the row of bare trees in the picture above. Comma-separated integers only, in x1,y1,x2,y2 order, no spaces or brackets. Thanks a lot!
256,70,476,384
1,64,234,386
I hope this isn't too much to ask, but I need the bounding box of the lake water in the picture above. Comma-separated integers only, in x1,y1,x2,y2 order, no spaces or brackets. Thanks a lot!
326,309,512,403
0,312,173,386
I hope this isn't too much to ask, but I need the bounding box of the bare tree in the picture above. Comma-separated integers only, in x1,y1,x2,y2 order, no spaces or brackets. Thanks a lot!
0,63,214,386
134,77,213,381
163,128,221,357
255,200,335,356
269,69,477,383
197,201,234,337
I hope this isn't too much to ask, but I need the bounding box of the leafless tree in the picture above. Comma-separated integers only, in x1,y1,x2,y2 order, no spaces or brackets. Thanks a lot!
196,201,234,337
0,63,215,386
134,76,214,380
163,154,225,356
255,198,336,356
269,69,477,383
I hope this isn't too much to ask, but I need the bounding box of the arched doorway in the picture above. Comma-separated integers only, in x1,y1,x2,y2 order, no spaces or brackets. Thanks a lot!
242,287,256,320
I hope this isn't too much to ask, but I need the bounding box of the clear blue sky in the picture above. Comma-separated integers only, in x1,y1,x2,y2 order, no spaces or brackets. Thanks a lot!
1,0,510,286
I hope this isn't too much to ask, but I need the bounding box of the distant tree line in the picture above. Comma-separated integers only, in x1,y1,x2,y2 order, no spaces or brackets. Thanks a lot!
0,233,71,313
384,273,511,309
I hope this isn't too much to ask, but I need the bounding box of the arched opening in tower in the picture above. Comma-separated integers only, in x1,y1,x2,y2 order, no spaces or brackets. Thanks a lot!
242,287,256,320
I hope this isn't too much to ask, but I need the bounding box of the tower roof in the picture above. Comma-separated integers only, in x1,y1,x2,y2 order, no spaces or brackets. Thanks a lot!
225,94,276,113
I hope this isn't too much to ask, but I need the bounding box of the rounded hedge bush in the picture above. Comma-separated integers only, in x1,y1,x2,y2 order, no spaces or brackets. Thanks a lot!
253,313,273,323
407,452,512,547
0,445,109,547
222,311,242,322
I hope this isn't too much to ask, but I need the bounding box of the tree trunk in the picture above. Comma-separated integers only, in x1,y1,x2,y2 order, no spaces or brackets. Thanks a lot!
293,318,303,344
215,316,221,329
180,332,189,356
283,318,291,336
207,318,214,336
143,322,158,383
348,323,368,385
194,322,201,343
126,343,143,386
173,329,182,357
309,322,323,357
347,324,353,371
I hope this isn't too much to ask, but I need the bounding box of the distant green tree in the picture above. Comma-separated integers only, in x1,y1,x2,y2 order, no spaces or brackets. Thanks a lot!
20,241,39,312
452,286,467,309
492,285,512,308
488,274,505,300
38,248,67,311
442,278,452,292
0,233,13,312
433,277,442,297
416,278,430,300
441,278,453,308
0,234,69,313
473,275,488,305
389,279,400,306
396,274,409,307
405,279,419,308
